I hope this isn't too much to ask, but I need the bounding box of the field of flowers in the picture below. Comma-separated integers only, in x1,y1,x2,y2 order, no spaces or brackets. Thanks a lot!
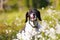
0,7,60,40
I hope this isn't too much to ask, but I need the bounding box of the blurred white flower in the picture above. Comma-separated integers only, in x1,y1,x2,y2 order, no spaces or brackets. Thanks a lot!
14,20,21,26
55,23,60,34
16,24,20,26
41,29,45,32
50,6,53,9
37,35,42,38
41,20,49,30
47,8,53,15
42,37,45,40
53,10,56,13
14,22,17,25
31,28,38,36
42,7,44,10
45,30,50,36
47,38,50,40
16,17,19,20
17,32,22,39
49,28,56,39
49,21,52,24
5,30,9,34
12,39,19,40
49,28,55,33
9,30,12,33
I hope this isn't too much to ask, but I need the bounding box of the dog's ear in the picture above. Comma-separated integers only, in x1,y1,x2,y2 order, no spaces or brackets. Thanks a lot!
25,12,29,23
36,10,42,21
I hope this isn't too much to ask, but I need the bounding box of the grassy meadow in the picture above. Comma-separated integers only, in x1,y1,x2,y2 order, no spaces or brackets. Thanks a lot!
0,0,60,40
0,7,60,40
0,9,26,40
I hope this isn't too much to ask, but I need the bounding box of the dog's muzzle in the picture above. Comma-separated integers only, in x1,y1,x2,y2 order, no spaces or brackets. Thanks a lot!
30,13,37,21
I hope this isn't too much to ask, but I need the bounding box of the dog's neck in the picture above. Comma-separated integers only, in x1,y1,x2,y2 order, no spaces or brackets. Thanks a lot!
29,20,38,28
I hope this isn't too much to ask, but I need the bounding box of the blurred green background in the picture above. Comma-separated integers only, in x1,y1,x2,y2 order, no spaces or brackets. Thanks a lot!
0,0,60,40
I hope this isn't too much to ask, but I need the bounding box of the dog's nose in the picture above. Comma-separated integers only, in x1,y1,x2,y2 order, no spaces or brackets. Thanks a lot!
30,14,35,19
33,14,35,16
33,14,35,17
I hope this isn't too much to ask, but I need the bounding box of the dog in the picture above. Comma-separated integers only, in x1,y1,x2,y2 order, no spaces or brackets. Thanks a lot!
17,8,42,40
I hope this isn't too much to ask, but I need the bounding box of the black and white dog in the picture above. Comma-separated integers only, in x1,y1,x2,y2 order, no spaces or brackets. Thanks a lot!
17,8,42,40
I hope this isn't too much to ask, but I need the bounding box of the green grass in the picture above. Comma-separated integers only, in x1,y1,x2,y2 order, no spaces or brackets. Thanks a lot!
0,10,27,40
0,8,60,40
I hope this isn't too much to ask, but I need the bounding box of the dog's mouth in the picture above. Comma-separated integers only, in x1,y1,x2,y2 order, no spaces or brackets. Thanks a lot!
30,16,36,21
31,16,35,19
29,13,37,21
30,14,36,19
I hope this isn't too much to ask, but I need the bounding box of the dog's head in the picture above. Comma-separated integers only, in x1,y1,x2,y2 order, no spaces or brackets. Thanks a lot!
25,9,42,22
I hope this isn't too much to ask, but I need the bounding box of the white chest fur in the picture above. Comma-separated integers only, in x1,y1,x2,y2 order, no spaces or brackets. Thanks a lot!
17,21,42,40
25,21,41,36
